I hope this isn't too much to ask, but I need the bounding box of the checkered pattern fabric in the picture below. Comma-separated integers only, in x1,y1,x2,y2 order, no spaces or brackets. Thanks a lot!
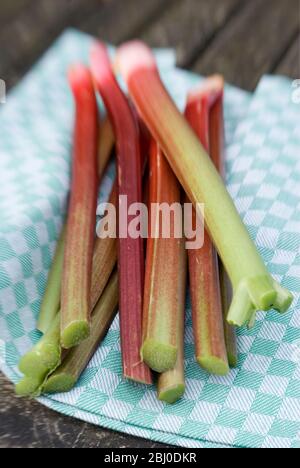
1,29,299,449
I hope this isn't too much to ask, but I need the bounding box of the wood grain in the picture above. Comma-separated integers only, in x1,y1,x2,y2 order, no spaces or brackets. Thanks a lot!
141,0,244,67
0,373,167,448
79,0,176,43
0,0,33,27
192,0,300,90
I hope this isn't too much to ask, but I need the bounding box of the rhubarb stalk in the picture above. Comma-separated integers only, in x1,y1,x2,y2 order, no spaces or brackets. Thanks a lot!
91,42,152,384
157,220,187,401
37,115,114,335
184,76,229,375
116,42,293,327
219,265,238,367
37,229,65,334
43,271,119,394
97,116,115,177
207,79,238,367
61,65,99,349
16,314,61,396
141,141,187,373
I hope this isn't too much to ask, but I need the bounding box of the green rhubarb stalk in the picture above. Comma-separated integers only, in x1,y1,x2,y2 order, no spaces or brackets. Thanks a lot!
116,42,293,327
141,141,187,373
16,314,62,396
37,228,65,334
43,271,118,394
37,116,115,335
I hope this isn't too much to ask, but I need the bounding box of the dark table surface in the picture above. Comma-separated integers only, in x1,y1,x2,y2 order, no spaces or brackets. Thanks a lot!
0,0,299,449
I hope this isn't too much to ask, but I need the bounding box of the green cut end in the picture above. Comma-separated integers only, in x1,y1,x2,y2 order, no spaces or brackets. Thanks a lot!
43,373,76,394
158,383,185,404
18,353,47,376
272,281,294,313
18,345,60,376
197,356,230,376
228,276,293,328
61,321,90,349
260,290,277,311
15,376,41,397
141,339,177,373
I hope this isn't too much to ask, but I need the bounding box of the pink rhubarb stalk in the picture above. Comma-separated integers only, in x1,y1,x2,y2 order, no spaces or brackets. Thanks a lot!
61,65,99,349
206,79,238,367
91,42,152,384
185,76,234,374
38,116,114,335
116,42,292,328
142,141,187,373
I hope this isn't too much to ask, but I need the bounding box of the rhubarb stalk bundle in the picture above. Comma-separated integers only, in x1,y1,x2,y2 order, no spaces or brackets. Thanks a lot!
142,141,187,373
61,65,99,349
116,42,293,327
16,184,117,397
91,42,152,384
184,76,233,375
43,271,119,394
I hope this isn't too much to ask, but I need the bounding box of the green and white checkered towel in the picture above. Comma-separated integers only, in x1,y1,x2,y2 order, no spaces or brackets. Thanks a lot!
1,29,299,449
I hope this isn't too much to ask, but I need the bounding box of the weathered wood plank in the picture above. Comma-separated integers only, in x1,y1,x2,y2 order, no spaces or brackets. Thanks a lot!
0,0,176,88
79,0,176,43
0,0,101,87
141,0,244,68
192,0,300,90
0,0,34,27
275,33,300,79
0,373,167,448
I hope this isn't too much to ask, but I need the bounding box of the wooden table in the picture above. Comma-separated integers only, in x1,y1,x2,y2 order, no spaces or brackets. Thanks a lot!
0,0,299,448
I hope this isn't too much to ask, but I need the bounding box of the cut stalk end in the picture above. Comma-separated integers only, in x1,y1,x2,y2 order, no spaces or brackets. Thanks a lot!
228,276,293,327
61,321,90,349
141,339,177,373
18,344,60,376
228,352,238,369
158,383,185,404
15,376,42,397
272,279,294,313
197,355,230,376
43,373,76,394
124,369,153,386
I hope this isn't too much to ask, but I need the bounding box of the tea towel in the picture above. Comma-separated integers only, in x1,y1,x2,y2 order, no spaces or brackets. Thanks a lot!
1,29,299,449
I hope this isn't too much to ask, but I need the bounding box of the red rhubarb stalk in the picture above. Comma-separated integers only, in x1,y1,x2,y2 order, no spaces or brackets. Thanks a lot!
142,141,187,373
184,76,232,375
116,42,292,328
61,65,99,349
91,42,152,384
38,116,114,335
206,78,238,367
